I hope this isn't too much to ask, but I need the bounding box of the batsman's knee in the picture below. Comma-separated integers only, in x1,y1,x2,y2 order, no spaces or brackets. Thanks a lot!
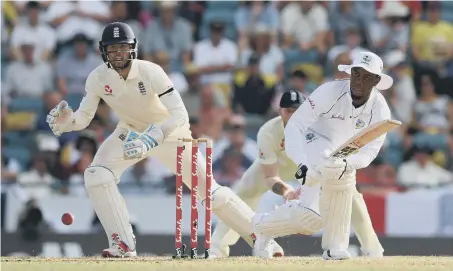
84,166,117,187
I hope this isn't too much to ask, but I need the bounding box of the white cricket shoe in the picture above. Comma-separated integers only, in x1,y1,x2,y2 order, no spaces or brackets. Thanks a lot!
207,245,229,259
101,233,137,258
102,246,137,258
253,233,274,259
322,249,351,260
270,239,284,257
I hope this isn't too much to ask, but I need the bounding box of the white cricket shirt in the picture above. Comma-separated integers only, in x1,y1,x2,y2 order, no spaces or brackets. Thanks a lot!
284,79,392,170
67,60,189,134
258,116,298,181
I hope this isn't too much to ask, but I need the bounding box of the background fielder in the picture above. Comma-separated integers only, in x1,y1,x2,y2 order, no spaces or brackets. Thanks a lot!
46,22,261,257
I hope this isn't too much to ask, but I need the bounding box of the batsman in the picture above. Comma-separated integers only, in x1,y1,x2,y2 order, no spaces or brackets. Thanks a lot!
254,52,393,260
46,22,260,257
212,85,386,259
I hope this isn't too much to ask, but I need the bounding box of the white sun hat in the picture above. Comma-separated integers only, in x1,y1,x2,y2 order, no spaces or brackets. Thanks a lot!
338,51,393,90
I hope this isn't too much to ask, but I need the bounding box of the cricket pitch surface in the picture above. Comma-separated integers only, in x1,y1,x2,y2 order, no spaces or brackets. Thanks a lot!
2,256,453,271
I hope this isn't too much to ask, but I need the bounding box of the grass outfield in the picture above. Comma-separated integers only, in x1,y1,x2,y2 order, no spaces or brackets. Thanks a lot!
2,256,453,271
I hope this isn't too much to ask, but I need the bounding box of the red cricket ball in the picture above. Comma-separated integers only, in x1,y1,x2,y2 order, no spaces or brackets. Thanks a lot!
61,212,74,225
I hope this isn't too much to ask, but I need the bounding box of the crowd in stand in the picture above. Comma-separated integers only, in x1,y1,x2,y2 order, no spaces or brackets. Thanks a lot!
1,1,453,205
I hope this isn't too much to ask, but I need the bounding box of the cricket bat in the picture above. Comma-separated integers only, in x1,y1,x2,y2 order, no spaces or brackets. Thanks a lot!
329,119,402,159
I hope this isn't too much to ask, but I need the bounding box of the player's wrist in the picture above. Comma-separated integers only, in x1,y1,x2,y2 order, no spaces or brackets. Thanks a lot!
282,187,294,199
271,180,292,196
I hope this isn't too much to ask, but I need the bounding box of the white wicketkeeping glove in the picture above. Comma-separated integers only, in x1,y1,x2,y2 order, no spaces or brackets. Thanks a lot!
122,125,164,160
46,100,73,137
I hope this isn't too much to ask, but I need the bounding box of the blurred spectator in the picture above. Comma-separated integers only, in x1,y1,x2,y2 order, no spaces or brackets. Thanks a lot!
327,27,368,65
180,65,203,117
412,1,453,67
64,131,97,195
397,145,453,189
180,66,228,124
280,1,330,54
144,1,192,69
288,69,316,95
214,115,257,165
411,1,453,95
357,157,399,195
18,199,46,241
198,84,230,142
1,148,21,185
9,1,56,62
367,1,410,55
109,1,144,58
189,116,204,140
17,152,57,199
119,159,166,195
327,51,353,81
56,33,101,96
239,24,284,80
178,1,207,40
33,134,63,182
384,50,416,123
271,69,315,113
193,21,237,86
328,1,363,45
233,53,276,117
95,100,117,135
375,1,422,22
235,1,279,45
213,147,247,187
44,0,110,48
3,38,54,99
155,51,188,93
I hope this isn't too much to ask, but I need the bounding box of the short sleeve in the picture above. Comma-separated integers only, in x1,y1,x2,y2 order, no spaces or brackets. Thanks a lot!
257,127,278,165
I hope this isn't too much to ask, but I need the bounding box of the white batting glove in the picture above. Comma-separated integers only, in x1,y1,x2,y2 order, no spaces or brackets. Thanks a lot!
46,100,73,137
122,125,164,160
316,158,351,180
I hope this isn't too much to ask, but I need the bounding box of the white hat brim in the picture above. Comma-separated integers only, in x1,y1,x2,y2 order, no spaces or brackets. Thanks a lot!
338,64,393,90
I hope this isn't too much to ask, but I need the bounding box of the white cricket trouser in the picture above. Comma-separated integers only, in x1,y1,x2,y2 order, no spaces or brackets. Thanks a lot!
92,127,214,199
87,127,258,250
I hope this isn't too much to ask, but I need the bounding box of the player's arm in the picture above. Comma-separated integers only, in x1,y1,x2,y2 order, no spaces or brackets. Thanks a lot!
284,82,334,166
346,99,392,170
257,128,293,197
152,65,189,138
122,65,189,159
258,126,301,200
47,72,100,136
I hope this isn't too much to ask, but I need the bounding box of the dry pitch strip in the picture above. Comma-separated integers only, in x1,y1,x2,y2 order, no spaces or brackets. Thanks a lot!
2,256,453,271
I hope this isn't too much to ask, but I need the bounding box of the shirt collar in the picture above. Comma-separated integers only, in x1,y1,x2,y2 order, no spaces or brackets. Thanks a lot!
110,60,139,80
346,82,377,114
127,60,139,80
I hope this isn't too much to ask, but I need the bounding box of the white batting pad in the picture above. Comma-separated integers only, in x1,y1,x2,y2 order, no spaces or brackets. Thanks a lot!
84,166,135,251
210,222,236,256
211,186,255,246
351,189,384,255
254,200,323,237
320,178,355,251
